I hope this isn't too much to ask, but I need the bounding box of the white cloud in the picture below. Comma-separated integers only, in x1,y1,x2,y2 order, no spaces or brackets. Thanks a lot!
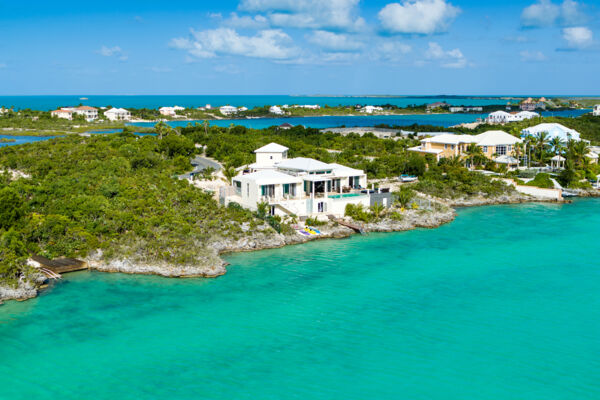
225,12,269,29
425,42,467,68
562,26,593,49
97,45,128,61
98,46,122,57
238,0,365,31
378,0,460,34
521,0,586,28
170,28,296,60
306,31,363,51
520,50,547,61
373,41,412,62
147,66,173,73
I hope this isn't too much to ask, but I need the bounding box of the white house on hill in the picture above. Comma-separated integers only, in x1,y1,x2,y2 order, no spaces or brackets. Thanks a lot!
104,108,131,121
594,105,600,116
521,123,582,142
223,143,370,218
269,105,284,115
219,105,238,116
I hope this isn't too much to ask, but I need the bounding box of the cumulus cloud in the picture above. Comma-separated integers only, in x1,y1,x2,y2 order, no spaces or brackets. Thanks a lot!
225,12,269,29
238,0,365,31
97,46,128,61
520,50,547,61
424,41,467,68
378,0,460,34
372,41,412,62
562,26,593,49
306,31,363,51
170,28,296,59
521,0,586,28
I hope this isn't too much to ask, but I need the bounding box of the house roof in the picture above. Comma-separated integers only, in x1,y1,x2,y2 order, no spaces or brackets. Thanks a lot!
105,107,130,113
75,106,97,111
255,143,289,153
408,145,444,154
277,157,332,172
494,155,519,164
51,109,72,113
234,170,303,185
474,130,523,146
421,134,478,145
521,123,581,141
551,155,566,161
328,163,365,177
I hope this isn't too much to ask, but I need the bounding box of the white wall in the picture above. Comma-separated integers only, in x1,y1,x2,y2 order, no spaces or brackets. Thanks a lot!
256,152,286,167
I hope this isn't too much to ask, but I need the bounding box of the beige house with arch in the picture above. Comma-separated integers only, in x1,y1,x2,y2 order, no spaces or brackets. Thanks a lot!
408,130,523,163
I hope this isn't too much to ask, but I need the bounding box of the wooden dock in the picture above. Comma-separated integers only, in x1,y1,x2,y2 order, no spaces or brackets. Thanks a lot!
31,255,89,274
330,217,366,234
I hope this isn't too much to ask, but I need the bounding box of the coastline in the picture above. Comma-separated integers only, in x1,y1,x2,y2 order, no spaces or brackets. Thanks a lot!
1,190,579,306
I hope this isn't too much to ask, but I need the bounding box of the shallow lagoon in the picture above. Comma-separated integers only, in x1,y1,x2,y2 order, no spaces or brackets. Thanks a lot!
1,200,599,400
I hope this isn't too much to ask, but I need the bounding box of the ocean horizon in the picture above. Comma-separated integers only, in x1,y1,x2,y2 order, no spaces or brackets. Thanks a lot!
0,95,594,111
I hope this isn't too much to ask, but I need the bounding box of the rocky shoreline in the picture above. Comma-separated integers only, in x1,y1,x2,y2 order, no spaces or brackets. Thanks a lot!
0,191,592,305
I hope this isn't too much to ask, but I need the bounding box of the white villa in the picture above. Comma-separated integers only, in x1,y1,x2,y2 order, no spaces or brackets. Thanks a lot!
361,106,383,114
594,105,600,116
219,105,238,116
222,143,371,218
51,106,98,122
104,107,131,121
521,123,581,142
486,110,539,124
269,105,284,115
159,106,185,116
51,109,73,120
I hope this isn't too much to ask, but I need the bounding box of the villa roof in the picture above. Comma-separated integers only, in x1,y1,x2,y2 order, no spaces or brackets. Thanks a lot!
587,152,599,159
551,155,566,161
52,109,72,113
75,106,97,110
255,143,289,153
277,157,331,172
105,107,129,113
521,123,581,142
474,130,522,146
234,170,303,185
494,155,519,164
421,134,478,145
328,163,365,177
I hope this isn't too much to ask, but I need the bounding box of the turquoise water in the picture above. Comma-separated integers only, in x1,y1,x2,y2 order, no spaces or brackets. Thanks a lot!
1,200,599,399
0,95,517,111
130,109,589,130
0,134,57,147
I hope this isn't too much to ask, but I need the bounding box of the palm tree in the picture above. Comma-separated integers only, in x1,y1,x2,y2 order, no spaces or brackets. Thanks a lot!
154,121,169,140
394,186,415,208
534,132,549,165
223,166,237,184
370,203,385,220
256,201,269,219
202,120,210,135
549,137,564,156
568,140,590,168
514,142,525,166
465,143,485,169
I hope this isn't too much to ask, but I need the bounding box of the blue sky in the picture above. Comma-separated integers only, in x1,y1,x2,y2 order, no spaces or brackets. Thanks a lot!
0,0,598,95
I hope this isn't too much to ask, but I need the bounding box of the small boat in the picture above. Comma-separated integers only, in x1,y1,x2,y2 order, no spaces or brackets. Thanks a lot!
399,174,418,183
79,97,88,100
298,230,311,236
308,227,322,234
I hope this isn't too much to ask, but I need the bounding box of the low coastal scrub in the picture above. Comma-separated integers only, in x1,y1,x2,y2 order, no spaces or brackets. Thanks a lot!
0,133,268,286
179,124,425,179
524,173,554,189
414,167,514,199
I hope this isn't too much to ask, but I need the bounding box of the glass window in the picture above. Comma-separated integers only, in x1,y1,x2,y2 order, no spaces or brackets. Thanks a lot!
496,146,507,155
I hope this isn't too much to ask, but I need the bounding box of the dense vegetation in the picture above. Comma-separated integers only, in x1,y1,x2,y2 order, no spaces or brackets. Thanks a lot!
0,133,262,286
179,123,427,179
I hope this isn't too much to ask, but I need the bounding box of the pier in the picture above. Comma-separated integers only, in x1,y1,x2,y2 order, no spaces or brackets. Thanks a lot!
31,255,88,277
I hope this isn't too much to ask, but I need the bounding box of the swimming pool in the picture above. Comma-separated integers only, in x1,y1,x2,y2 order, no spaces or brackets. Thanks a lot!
329,193,362,199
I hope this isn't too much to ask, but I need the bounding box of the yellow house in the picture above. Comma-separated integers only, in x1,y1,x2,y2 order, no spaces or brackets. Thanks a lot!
409,130,523,163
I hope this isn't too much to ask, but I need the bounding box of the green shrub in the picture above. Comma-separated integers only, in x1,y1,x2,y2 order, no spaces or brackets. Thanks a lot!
525,173,554,189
